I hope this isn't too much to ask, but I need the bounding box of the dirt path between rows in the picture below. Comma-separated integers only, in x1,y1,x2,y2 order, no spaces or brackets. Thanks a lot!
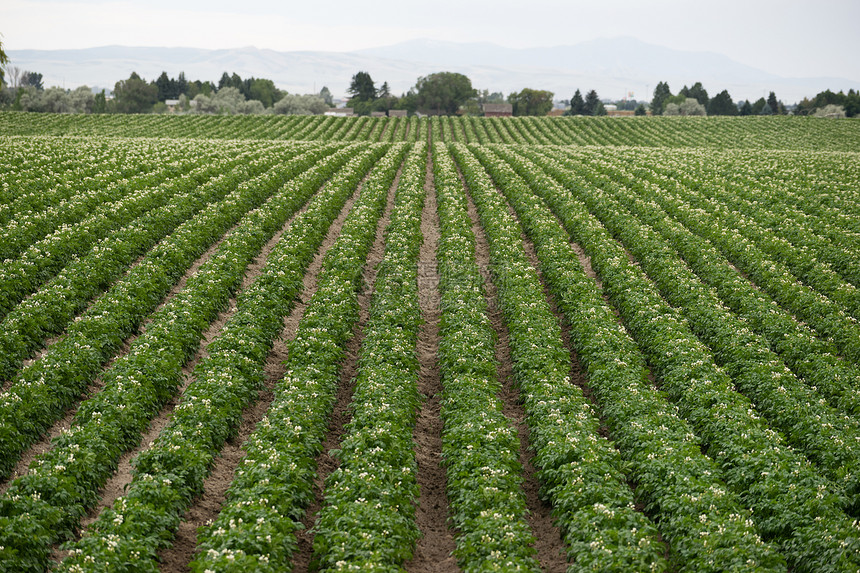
156,179,369,572
501,177,671,561
289,162,404,572
464,189,570,572
1,212,241,496
406,150,459,571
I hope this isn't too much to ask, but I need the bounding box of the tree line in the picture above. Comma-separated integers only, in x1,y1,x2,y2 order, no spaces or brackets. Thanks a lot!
0,68,332,115
648,81,858,117
0,34,855,118
343,70,559,117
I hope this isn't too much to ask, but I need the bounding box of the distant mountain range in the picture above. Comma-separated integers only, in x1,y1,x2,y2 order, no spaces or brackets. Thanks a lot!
8,37,860,104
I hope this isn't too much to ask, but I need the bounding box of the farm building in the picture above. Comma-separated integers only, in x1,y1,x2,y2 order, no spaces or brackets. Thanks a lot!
483,103,513,117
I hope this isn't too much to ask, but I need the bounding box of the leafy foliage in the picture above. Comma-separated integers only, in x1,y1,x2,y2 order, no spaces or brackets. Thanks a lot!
414,71,476,115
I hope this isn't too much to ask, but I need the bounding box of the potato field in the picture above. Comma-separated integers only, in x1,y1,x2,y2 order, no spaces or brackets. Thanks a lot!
0,111,859,572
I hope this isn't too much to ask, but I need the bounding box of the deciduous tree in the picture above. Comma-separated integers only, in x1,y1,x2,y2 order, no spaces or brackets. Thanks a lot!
664,97,706,116
113,72,157,113
0,36,8,86
414,71,475,115
248,78,280,108
273,93,328,115
509,88,554,116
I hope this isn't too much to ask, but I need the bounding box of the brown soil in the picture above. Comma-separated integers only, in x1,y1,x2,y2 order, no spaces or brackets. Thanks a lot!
158,182,367,573
10,149,682,573
2,214,238,494
290,163,403,572
406,150,459,572
7,222,166,391
465,191,570,572
43,218,246,565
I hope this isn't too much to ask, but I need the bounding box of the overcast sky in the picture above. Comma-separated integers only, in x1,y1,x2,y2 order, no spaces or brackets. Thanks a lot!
3,0,859,81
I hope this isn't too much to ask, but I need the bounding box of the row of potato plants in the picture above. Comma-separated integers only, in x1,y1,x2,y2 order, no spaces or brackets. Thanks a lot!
631,152,860,321
0,136,217,242
0,157,185,265
449,143,673,572
0,147,242,322
0,143,387,572
504,145,860,572
681,149,860,260
675,150,860,289
556,147,860,419
3,112,860,150
311,143,427,571
0,138,188,259
418,115,860,151
609,152,860,366
432,144,541,571
518,147,860,514
475,144,786,571
730,151,860,231
0,142,333,480
0,136,170,221
0,137,89,206
190,143,407,572
56,143,392,573
0,146,277,383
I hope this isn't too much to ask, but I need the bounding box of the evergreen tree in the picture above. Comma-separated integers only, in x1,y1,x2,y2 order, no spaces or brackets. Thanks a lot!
583,89,601,116
93,90,107,114
651,81,672,115
218,72,231,91
155,72,177,102
634,103,647,116
566,89,585,115
24,72,44,90
177,72,188,96
707,90,737,115
767,91,780,115
230,73,243,92
348,71,377,102
739,100,753,116
685,82,709,106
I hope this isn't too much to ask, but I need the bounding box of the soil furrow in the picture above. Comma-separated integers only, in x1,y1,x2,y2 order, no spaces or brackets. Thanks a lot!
466,191,570,572
406,150,459,572
290,161,403,572
46,203,298,566
156,180,365,573
0,217,239,495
